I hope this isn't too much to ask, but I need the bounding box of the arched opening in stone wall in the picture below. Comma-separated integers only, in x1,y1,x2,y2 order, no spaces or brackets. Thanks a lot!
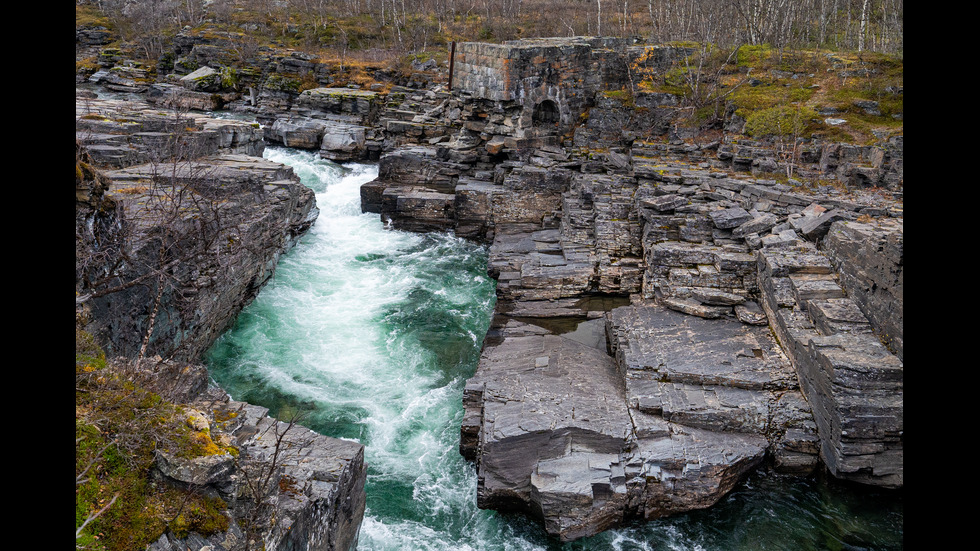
531,99,560,126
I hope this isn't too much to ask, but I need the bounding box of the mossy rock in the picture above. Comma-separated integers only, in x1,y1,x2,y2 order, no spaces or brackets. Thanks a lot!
264,73,302,93
75,332,237,550
731,83,814,118
744,105,819,138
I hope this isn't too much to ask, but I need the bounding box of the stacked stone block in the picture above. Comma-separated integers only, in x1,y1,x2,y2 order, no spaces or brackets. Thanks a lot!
823,220,904,360
757,242,903,488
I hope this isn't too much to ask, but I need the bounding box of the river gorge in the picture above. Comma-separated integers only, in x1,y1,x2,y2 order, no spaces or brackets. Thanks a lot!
77,29,903,549
203,147,902,551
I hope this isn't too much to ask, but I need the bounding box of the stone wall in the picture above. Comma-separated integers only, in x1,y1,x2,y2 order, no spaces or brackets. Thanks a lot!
453,38,636,137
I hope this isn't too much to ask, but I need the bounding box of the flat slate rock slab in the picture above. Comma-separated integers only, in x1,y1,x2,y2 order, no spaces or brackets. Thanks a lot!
470,331,633,517
607,301,797,393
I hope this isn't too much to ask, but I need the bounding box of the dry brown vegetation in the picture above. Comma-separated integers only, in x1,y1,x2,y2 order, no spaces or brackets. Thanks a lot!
77,0,904,141
79,0,903,63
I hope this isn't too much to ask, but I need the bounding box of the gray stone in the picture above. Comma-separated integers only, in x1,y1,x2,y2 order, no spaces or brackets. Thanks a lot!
195,393,366,551
761,230,802,249
808,298,874,335
732,212,779,238
470,332,634,535
266,118,328,149
380,186,456,233
153,450,237,498
180,65,222,92
798,209,848,240
319,124,367,161
823,220,903,360
759,247,903,488
709,206,753,229
661,296,731,318
692,288,746,306
628,423,767,518
734,301,768,326
790,273,846,304
642,194,689,212
464,320,793,541
607,303,798,393
853,99,881,116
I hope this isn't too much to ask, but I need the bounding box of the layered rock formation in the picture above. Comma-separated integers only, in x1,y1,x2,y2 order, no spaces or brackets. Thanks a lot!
823,220,904,361
76,95,318,361
76,94,265,167
76,92,366,550
449,153,903,541
462,304,816,541
758,221,904,488
262,87,386,162
351,37,903,541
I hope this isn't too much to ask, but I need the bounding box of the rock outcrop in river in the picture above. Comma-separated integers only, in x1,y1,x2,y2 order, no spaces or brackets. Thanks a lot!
356,37,903,541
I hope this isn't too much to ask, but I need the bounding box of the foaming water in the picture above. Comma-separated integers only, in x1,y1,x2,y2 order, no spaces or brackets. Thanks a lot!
206,147,902,551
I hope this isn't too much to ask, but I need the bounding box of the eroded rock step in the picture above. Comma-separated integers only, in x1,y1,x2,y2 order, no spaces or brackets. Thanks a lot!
463,298,822,541
606,302,820,473
758,236,903,488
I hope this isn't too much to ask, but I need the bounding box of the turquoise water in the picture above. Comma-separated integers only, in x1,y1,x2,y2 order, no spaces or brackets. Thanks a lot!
205,147,902,551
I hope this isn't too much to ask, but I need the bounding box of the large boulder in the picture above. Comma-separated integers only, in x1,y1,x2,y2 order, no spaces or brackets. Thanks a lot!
180,66,223,92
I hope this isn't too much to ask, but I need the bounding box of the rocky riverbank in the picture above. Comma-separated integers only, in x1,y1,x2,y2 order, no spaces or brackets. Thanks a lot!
76,94,318,362
76,93,367,550
138,361,367,551
353,37,903,541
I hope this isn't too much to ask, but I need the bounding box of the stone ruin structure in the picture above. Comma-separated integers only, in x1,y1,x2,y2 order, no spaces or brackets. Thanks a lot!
452,37,635,138
449,37,694,144
357,37,903,541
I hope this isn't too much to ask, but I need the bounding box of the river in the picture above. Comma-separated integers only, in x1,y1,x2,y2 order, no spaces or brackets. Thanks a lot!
205,147,903,551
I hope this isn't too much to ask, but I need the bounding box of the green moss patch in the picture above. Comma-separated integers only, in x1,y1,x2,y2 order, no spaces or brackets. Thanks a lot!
744,105,820,138
75,331,235,550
